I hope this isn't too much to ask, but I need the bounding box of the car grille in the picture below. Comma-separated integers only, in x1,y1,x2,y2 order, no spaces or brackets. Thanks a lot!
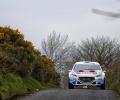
79,77,94,83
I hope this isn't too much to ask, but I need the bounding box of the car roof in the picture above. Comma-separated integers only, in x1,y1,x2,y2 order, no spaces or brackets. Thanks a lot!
75,61,100,65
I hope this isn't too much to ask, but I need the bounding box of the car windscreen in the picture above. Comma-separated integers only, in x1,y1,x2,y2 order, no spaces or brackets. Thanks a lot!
73,64,101,72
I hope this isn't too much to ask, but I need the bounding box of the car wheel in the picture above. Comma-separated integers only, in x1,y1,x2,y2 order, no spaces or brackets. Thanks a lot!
68,83,74,89
100,79,105,89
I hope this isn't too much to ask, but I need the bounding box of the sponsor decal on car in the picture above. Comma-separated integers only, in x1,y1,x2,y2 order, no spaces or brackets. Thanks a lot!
77,72,97,74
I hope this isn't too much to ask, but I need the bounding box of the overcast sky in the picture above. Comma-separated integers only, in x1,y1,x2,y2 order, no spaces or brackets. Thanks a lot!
0,0,120,48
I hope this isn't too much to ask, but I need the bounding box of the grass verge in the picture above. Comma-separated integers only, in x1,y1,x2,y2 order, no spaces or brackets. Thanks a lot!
0,73,58,100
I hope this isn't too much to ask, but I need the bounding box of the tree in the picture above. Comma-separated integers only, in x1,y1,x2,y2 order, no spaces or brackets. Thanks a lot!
41,31,70,72
73,36,120,67
42,31,68,60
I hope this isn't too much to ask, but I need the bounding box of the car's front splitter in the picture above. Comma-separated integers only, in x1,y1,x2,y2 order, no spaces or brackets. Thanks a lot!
69,78,105,87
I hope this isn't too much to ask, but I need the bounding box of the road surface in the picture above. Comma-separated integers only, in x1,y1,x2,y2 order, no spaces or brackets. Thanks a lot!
19,89,119,100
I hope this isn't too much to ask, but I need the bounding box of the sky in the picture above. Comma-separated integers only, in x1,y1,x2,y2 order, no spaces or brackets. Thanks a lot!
0,0,120,48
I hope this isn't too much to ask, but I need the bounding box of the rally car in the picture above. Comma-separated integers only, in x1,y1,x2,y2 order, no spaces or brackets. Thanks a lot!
68,61,105,89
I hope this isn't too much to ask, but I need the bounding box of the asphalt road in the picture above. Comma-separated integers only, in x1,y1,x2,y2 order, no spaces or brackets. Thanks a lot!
19,89,119,100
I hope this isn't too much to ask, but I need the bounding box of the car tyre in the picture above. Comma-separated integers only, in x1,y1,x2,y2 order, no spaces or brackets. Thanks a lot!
100,79,105,90
68,83,74,89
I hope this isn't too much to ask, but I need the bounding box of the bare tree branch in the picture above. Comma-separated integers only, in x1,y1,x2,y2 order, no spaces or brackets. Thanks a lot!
72,36,120,67
41,31,72,73
42,31,68,60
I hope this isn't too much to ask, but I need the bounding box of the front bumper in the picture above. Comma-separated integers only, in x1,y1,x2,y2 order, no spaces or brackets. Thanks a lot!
69,77,105,87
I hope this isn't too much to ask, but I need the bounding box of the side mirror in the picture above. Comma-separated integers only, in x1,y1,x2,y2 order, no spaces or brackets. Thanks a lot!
103,70,106,73
101,65,105,68
101,65,106,71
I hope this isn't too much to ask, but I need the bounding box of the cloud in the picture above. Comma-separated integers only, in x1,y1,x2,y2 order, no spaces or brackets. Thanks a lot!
92,8,120,18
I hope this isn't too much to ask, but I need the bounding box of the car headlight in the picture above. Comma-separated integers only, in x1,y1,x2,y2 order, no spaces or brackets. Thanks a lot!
69,73,77,78
71,73,77,77
96,74,102,77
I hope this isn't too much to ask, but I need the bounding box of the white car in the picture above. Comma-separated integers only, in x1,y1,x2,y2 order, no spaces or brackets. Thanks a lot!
68,61,105,89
